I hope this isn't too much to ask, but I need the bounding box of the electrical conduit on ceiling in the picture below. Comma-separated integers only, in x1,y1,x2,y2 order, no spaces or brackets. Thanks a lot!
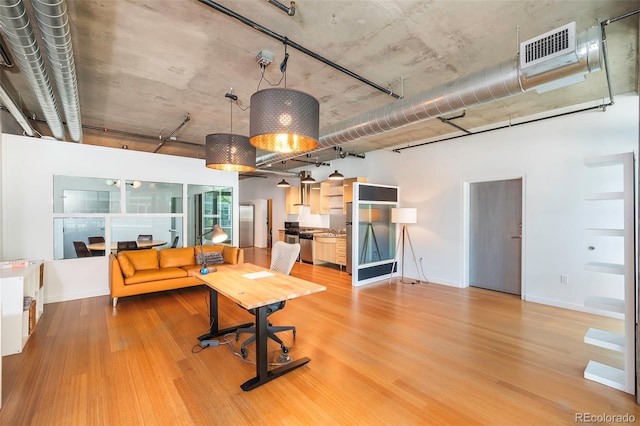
32,0,83,142
255,25,603,168
0,0,65,140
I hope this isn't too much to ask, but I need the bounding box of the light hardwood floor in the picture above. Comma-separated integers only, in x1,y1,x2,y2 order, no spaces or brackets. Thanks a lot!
1,247,638,425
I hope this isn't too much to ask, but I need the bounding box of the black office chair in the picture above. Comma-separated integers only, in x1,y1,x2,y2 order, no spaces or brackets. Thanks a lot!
137,234,153,241
117,240,138,253
88,236,105,256
170,235,179,248
235,241,300,359
73,241,93,258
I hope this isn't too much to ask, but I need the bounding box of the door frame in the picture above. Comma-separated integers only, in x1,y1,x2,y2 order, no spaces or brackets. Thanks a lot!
461,174,527,300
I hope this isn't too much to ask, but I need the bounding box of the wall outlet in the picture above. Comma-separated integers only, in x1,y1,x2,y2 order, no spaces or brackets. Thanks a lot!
560,275,569,285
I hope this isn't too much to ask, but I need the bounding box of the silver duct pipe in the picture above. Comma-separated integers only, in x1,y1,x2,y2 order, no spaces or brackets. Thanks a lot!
32,0,82,142
256,25,602,167
0,0,65,139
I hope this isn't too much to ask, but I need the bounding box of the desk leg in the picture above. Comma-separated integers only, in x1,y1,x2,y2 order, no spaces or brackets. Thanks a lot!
240,305,311,391
198,287,252,341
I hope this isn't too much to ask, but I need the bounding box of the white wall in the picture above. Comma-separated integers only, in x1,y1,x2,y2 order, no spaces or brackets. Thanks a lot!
240,95,639,314
0,135,238,303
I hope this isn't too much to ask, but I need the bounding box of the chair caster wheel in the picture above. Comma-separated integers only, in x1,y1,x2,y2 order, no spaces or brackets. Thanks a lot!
279,352,291,362
241,348,248,359
281,346,289,354
235,333,239,342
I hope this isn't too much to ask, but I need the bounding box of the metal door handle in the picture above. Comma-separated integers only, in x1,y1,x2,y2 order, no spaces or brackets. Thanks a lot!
510,235,522,239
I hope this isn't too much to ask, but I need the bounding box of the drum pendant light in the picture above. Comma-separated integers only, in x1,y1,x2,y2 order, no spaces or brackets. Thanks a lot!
250,87,319,153
206,93,256,172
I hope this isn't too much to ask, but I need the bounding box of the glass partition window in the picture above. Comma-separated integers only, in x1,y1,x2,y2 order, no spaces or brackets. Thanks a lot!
125,180,183,214
53,218,106,259
111,217,183,250
53,176,120,213
357,204,395,265
54,176,234,259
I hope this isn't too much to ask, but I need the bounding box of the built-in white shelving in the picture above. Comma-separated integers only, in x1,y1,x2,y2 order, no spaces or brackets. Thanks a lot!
582,152,635,395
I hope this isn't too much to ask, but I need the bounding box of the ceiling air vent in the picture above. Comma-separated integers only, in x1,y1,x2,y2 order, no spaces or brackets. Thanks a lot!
520,21,577,77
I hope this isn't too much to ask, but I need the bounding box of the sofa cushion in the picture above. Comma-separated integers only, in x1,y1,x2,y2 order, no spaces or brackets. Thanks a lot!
124,267,188,285
222,245,240,264
198,245,224,254
159,247,196,268
122,249,159,272
117,253,136,278
196,251,224,265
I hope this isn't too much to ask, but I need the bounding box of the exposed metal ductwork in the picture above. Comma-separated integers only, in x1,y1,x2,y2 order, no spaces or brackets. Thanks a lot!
32,0,82,142
0,0,65,139
256,24,603,168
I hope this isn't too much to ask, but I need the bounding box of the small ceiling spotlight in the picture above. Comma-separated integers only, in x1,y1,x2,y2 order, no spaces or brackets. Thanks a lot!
266,0,295,16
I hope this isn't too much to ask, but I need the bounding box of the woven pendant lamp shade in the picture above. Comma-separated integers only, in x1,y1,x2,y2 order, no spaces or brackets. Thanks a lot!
250,88,320,153
205,133,256,172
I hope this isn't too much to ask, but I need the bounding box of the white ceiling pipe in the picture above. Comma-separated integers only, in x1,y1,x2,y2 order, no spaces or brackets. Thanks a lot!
0,0,65,139
0,81,35,136
31,0,82,142
256,25,602,167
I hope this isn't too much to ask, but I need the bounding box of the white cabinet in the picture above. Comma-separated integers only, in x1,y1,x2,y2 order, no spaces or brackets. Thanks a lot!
0,260,44,356
582,153,634,394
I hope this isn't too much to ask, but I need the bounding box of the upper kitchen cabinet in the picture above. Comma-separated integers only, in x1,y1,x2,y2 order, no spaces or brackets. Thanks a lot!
285,186,301,215
310,182,321,214
320,177,366,214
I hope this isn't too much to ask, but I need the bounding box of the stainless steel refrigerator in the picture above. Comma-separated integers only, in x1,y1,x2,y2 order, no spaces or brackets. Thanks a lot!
239,204,254,248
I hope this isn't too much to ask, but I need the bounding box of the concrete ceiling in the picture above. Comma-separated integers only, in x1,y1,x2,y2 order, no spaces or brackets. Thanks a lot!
0,0,638,176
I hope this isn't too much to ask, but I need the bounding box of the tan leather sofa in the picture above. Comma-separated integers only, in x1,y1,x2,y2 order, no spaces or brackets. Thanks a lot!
109,245,244,307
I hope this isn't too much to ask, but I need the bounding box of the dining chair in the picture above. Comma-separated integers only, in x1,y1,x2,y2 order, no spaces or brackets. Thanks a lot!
88,236,105,256
117,240,138,253
235,241,300,359
137,234,153,241
73,241,93,258
170,235,179,248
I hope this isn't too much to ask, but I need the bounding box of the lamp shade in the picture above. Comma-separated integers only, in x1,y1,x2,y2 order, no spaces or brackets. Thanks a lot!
276,179,291,188
206,133,256,172
391,208,417,224
249,88,319,153
359,208,381,223
210,224,228,243
328,170,344,181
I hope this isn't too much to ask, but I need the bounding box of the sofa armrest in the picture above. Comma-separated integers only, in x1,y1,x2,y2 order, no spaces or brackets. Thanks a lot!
109,254,126,297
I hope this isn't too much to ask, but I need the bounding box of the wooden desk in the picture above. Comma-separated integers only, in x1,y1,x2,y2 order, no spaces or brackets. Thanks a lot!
198,263,326,391
87,240,167,251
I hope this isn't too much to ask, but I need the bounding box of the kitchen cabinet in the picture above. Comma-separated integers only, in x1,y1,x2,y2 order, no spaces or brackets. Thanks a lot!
314,236,337,264
285,186,301,215
278,230,285,242
310,183,321,214
320,177,366,214
336,238,346,267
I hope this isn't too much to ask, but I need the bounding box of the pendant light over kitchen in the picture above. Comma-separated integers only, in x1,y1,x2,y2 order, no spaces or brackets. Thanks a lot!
276,161,291,187
328,146,344,180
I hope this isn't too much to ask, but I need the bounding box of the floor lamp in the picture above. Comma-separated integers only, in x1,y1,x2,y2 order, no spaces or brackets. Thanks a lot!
389,208,421,285
359,208,381,263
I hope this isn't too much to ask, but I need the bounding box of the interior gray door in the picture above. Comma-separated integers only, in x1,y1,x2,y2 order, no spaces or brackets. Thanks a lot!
469,178,522,295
